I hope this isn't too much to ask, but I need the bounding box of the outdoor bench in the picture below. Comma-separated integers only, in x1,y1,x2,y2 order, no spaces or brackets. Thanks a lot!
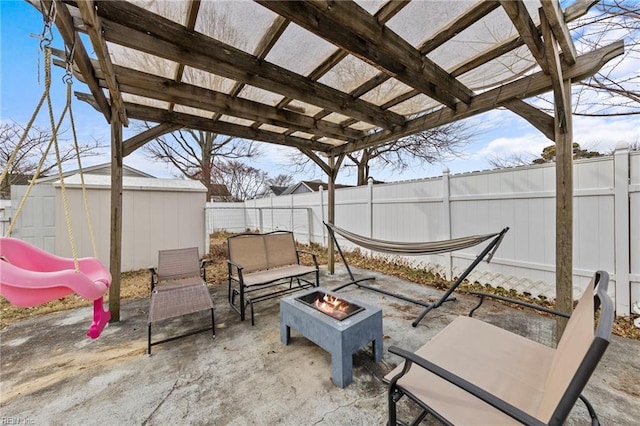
227,230,319,325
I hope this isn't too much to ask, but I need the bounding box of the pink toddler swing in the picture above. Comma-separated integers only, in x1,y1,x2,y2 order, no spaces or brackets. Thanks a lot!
0,37,111,338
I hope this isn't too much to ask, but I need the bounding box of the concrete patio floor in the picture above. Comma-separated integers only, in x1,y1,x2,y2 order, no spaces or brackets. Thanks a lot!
1,265,639,425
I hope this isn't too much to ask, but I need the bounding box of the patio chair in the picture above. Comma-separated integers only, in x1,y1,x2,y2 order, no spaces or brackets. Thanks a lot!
385,270,614,425
147,247,215,354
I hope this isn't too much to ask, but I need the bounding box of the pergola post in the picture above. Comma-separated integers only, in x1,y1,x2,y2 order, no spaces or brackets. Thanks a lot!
555,78,573,337
328,155,336,275
109,105,123,323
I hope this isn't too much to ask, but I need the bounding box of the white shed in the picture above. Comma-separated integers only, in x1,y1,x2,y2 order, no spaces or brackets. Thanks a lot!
11,174,207,271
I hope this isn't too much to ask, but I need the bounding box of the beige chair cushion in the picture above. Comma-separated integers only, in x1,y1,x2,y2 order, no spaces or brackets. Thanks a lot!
385,316,555,425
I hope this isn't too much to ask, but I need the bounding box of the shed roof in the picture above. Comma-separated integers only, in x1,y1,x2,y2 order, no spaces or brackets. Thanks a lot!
31,0,623,166
54,174,207,192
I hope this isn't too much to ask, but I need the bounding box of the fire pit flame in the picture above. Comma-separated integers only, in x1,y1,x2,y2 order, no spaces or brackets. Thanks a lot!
315,294,349,317
296,290,364,321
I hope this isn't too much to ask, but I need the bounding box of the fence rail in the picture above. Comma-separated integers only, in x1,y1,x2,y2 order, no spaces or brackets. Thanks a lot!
205,146,639,316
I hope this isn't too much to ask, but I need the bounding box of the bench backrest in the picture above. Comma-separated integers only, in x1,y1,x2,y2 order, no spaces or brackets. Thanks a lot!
536,271,613,424
227,231,298,273
157,247,201,281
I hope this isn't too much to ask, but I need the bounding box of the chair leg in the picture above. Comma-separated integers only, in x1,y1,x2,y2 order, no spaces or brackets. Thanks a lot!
210,308,216,339
147,323,152,355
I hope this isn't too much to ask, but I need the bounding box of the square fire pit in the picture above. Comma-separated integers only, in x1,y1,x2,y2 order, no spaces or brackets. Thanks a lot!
280,288,383,388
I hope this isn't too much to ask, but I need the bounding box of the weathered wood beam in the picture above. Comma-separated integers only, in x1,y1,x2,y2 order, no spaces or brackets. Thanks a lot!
220,14,288,121
93,1,404,130
38,0,111,123
298,147,331,176
314,1,498,126
502,99,555,140
81,61,365,141
108,103,122,322
541,10,570,132
565,0,600,21
116,101,336,152
499,0,548,73
75,0,128,125
366,0,593,115
554,78,574,338
331,41,624,155
274,0,409,110
541,0,577,65
256,0,473,108
170,0,201,111
122,123,182,157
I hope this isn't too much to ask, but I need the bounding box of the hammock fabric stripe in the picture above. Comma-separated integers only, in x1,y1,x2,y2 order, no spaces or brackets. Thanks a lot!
326,223,499,256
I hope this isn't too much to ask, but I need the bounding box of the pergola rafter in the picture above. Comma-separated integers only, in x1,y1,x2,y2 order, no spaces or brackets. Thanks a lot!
29,0,625,326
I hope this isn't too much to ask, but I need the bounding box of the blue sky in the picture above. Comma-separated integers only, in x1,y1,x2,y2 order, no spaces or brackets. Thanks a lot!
2,1,637,185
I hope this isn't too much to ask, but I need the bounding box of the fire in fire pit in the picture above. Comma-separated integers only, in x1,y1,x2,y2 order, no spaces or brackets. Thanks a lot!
296,291,364,321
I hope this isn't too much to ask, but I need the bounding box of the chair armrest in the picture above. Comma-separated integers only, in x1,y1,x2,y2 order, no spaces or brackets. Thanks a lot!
388,346,546,426
296,250,319,268
149,266,158,292
200,258,208,282
468,291,571,319
227,259,244,283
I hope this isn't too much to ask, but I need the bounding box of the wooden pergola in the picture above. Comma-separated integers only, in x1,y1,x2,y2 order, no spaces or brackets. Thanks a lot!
30,0,624,326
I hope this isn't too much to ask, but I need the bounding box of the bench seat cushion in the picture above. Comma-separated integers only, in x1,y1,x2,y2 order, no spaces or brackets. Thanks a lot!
233,265,317,287
384,316,555,425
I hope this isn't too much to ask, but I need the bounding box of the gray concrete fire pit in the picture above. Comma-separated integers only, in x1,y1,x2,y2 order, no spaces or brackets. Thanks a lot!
280,287,383,388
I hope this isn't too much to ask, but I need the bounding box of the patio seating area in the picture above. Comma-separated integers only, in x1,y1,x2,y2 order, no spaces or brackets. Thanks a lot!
1,265,638,425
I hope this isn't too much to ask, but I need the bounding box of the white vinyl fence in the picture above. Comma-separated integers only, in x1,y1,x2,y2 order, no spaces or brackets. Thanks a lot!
206,145,639,317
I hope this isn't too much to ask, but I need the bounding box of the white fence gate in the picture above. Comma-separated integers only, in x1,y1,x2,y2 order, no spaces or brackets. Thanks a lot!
206,146,639,317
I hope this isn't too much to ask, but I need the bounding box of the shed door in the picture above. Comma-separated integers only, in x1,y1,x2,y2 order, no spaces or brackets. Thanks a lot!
10,184,56,253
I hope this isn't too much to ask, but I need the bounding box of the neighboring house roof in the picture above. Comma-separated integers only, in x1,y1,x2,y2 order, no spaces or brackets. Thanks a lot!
269,185,288,196
35,162,155,183
280,180,351,195
210,184,231,197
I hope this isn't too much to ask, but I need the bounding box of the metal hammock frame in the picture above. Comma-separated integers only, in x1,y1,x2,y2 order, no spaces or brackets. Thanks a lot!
324,222,509,327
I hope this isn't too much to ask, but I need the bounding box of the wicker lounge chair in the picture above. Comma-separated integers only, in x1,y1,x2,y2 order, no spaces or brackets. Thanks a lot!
147,247,215,354
385,270,614,425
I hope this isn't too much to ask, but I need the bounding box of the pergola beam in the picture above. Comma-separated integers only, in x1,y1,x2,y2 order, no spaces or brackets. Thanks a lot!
499,0,548,73
503,99,555,141
119,102,336,152
38,0,111,123
541,0,578,65
77,59,366,142
331,41,624,155
93,1,405,130
256,0,473,108
75,0,128,126
122,123,182,157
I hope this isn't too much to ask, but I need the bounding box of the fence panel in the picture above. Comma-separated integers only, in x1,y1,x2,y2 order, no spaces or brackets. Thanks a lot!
205,149,637,315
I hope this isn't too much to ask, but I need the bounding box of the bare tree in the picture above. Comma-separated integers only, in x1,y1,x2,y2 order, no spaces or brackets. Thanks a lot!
1,122,103,199
487,152,535,169
267,174,294,188
289,121,473,186
537,0,639,117
211,160,270,201
144,129,260,200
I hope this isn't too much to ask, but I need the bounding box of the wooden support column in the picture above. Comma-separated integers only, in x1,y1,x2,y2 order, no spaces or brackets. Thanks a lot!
328,155,336,274
541,10,573,339
109,105,123,322
555,78,573,338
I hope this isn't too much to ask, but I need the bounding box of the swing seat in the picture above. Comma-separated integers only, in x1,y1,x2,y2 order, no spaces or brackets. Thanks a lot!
0,237,111,338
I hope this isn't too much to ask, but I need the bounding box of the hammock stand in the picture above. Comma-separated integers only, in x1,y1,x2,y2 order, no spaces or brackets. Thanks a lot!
324,222,509,327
